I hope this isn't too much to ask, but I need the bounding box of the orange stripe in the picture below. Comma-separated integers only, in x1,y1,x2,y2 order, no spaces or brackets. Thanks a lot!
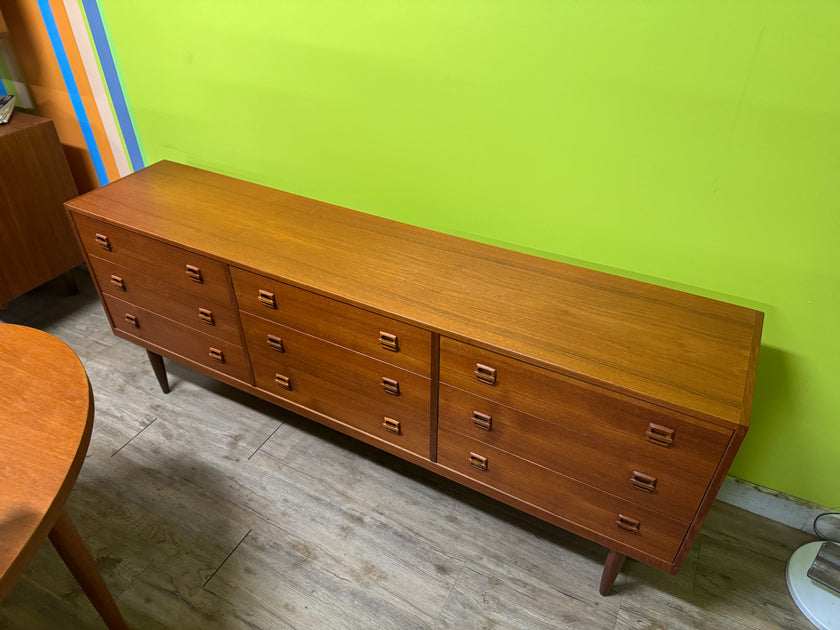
47,0,119,182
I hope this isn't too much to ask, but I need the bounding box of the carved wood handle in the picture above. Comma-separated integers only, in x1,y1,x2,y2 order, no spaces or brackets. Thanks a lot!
110,275,126,291
274,373,292,390
616,514,641,534
471,411,493,431
267,334,285,352
185,264,203,283
382,377,401,396
258,289,277,308
474,364,497,386
383,417,401,434
646,422,675,447
198,308,214,325
95,233,111,250
630,471,657,493
469,452,488,471
379,331,399,352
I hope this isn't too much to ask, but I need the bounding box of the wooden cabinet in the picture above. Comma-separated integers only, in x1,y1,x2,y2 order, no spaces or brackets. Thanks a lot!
65,160,763,595
0,113,81,306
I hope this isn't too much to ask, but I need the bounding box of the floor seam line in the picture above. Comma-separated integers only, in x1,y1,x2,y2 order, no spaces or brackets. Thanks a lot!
111,416,158,457
203,529,252,588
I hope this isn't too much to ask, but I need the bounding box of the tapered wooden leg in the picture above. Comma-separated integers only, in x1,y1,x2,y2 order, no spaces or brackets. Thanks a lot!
599,549,626,596
48,508,128,630
146,350,170,394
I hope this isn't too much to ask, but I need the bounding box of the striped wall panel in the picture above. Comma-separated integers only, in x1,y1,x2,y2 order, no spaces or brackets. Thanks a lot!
17,0,145,185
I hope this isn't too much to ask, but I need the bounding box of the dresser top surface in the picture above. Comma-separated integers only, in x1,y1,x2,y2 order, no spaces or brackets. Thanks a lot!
0,112,51,138
66,160,762,428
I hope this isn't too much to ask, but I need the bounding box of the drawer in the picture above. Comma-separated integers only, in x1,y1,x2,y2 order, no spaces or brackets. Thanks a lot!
72,213,233,305
242,312,431,458
89,255,242,344
104,294,252,384
439,384,709,521
438,426,689,564
439,337,731,478
231,267,431,376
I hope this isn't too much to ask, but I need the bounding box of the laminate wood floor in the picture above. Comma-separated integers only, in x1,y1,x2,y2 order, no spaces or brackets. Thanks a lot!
0,270,818,629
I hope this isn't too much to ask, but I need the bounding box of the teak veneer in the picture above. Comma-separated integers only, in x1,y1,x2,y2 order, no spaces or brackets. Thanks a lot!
0,113,81,307
65,161,763,595
0,324,127,628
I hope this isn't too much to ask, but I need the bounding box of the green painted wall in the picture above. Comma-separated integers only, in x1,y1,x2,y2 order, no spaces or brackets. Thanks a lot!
101,1,839,508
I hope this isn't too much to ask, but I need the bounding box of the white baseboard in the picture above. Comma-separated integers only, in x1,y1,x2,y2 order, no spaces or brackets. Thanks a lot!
717,476,831,535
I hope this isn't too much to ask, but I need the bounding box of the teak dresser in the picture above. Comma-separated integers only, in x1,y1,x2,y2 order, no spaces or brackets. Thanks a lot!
0,113,81,307
65,161,763,594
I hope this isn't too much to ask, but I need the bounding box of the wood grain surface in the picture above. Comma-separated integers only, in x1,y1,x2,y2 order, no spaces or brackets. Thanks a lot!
0,113,81,305
65,160,763,427
88,255,243,343
438,384,710,521
104,293,253,384
232,266,432,376
0,324,92,600
437,426,689,564
439,339,733,478
72,212,234,306
243,313,432,458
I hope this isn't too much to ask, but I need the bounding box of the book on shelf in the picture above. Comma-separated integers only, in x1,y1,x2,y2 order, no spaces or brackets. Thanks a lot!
0,94,15,124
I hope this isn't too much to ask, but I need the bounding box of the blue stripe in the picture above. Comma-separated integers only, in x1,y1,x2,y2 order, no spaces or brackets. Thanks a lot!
81,0,144,170
36,0,107,185
0,82,7,96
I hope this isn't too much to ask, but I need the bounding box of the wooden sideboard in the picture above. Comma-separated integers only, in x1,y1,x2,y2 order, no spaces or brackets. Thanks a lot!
65,161,763,595
0,113,81,307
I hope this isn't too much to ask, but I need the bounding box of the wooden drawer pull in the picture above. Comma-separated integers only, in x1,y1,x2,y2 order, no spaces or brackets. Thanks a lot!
258,289,277,309
630,471,658,493
267,334,285,352
185,264,203,283
198,308,215,325
474,363,497,386
646,422,675,447
616,514,641,534
469,452,488,471
379,331,399,352
209,347,225,363
382,377,401,396
95,233,111,251
124,313,138,327
471,411,493,431
383,417,401,434
274,373,292,390
110,275,126,291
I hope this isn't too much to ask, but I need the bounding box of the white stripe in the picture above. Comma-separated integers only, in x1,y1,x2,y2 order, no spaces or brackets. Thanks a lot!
63,0,131,176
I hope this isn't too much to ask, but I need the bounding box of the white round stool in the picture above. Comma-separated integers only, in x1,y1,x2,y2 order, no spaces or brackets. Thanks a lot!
787,541,840,629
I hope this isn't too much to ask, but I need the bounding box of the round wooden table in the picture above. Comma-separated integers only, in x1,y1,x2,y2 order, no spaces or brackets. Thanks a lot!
0,324,127,628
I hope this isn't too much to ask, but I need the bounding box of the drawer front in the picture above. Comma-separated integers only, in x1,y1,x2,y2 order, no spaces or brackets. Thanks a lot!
104,294,252,383
242,312,431,458
439,384,709,521
89,255,242,344
231,267,431,376
439,337,731,478
438,426,688,563
72,213,233,305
